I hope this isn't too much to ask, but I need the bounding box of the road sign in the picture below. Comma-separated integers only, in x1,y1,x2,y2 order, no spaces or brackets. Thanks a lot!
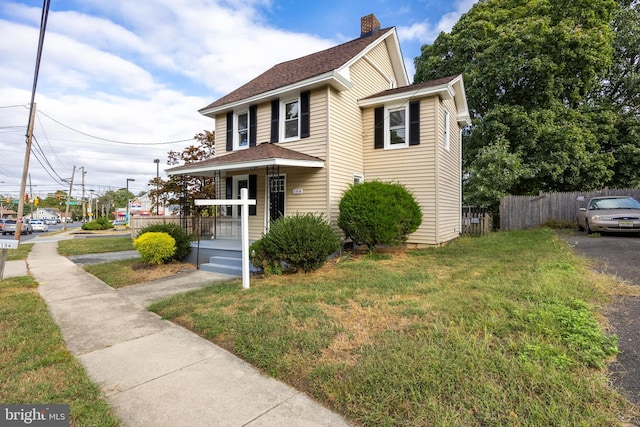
68,201,79,205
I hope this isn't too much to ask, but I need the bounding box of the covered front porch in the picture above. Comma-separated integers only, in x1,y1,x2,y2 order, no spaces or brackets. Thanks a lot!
163,143,326,274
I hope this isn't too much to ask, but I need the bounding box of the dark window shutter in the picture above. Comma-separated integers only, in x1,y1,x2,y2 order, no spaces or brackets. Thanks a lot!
374,107,384,149
225,177,232,216
226,112,233,151
409,101,420,146
249,174,257,216
270,99,279,143
300,91,310,138
249,105,257,147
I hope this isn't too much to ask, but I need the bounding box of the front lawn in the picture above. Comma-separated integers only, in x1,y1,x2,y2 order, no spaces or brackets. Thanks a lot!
0,276,119,426
57,236,134,256
149,229,639,425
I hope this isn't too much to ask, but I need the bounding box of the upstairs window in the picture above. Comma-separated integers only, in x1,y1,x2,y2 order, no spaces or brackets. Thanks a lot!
226,105,256,152
271,91,310,143
283,98,299,140
443,109,450,151
236,112,248,149
388,107,406,146
374,101,420,150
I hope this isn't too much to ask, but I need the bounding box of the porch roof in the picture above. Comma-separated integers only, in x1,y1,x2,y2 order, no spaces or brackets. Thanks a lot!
166,142,325,176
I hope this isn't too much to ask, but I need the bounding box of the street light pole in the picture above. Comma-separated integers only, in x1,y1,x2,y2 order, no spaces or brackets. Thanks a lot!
126,178,135,226
153,159,160,215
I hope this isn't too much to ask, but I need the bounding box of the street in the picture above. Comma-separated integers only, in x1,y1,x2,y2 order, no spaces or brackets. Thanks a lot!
0,222,81,242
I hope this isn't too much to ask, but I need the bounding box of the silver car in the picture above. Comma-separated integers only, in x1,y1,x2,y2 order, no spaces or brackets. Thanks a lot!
2,219,33,235
577,196,640,234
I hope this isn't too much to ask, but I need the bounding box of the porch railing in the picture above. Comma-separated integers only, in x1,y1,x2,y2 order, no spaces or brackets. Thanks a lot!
130,214,241,240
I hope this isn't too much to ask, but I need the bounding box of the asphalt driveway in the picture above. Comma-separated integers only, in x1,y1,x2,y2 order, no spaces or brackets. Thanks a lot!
561,232,640,405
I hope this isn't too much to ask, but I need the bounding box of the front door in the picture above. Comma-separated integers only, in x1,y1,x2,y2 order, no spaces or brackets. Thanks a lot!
268,175,285,222
233,175,249,218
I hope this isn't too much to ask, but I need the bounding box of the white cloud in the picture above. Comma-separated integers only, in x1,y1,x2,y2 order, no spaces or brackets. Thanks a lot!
0,0,336,194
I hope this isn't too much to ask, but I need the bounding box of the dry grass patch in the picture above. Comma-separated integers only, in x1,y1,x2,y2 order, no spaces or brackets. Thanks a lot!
84,259,196,288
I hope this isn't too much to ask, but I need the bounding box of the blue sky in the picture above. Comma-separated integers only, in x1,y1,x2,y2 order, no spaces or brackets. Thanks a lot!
0,0,476,196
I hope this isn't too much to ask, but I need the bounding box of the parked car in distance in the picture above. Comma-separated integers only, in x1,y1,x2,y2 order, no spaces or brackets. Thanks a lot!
577,196,640,234
2,219,33,235
31,220,49,232
112,219,126,226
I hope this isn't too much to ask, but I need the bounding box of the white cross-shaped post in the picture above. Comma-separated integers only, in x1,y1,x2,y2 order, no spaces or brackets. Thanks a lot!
194,188,256,289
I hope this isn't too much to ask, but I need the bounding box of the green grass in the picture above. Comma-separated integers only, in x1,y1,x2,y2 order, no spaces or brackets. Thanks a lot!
150,229,639,426
57,236,134,256
0,276,120,426
4,242,33,260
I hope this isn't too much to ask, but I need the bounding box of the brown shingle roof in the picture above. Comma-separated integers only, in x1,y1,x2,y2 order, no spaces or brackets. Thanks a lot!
199,28,394,112
166,142,324,174
362,74,460,100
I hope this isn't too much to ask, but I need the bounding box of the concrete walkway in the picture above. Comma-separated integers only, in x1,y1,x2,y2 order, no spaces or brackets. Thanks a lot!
27,240,351,427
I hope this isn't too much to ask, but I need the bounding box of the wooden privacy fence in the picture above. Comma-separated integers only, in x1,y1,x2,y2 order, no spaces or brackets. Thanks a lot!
500,188,640,231
462,206,492,236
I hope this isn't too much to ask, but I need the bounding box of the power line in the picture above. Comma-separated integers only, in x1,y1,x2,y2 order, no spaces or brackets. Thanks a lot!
37,110,194,145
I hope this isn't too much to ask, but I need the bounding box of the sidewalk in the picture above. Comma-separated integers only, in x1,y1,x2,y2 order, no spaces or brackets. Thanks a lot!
28,241,351,427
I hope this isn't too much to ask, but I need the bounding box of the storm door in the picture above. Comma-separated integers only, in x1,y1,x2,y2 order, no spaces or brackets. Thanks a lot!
268,175,285,222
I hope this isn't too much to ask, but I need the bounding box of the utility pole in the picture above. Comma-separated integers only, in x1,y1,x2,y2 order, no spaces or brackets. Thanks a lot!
63,166,75,231
15,103,36,241
80,167,86,223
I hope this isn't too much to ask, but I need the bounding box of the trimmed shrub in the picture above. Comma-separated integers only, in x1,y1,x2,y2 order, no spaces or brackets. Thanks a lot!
338,181,422,251
138,223,192,261
249,239,282,275
133,232,176,265
81,217,114,230
252,213,341,273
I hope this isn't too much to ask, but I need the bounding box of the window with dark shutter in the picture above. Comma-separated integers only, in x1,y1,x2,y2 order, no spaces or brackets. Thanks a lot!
300,91,310,138
249,105,257,147
409,101,420,146
226,112,233,151
374,107,384,149
270,99,279,143
249,175,257,216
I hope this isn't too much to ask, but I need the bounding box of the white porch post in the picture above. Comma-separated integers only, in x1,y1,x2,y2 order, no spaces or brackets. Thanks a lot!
194,189,256,289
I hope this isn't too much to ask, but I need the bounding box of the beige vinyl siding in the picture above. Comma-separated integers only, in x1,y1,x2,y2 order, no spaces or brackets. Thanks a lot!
214,112,228,158
326,42,399,225
435,97,462,243
362,97,440,245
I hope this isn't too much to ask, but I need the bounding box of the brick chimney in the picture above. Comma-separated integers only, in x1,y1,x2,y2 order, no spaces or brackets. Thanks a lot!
360,14,381,37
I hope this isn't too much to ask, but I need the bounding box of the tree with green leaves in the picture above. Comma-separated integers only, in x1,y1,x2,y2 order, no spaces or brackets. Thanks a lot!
415,0,640,213
148,130,216,216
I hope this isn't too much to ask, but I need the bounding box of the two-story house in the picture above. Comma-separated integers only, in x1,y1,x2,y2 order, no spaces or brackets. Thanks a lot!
168,14,470,252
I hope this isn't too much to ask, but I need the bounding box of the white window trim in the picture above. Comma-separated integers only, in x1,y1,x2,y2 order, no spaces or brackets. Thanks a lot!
353,173,365,185
234,111,249,150
280,97,301,142
384,103,409,150
443,109,450,152
232,174,249,217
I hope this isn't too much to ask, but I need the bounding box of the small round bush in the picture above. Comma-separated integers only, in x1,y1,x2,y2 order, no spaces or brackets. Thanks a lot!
138,223,192,261
133,232,176,265
255,213,341,273
338,181,422,251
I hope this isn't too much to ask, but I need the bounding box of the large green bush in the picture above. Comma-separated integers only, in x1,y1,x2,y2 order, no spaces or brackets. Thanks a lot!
138,223,192,261
133,232,176,265
338,181,422,251
251,213,341,273
81,217,114,230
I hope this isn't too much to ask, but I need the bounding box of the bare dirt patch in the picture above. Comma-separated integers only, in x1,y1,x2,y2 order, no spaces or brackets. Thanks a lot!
129,262,196,283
